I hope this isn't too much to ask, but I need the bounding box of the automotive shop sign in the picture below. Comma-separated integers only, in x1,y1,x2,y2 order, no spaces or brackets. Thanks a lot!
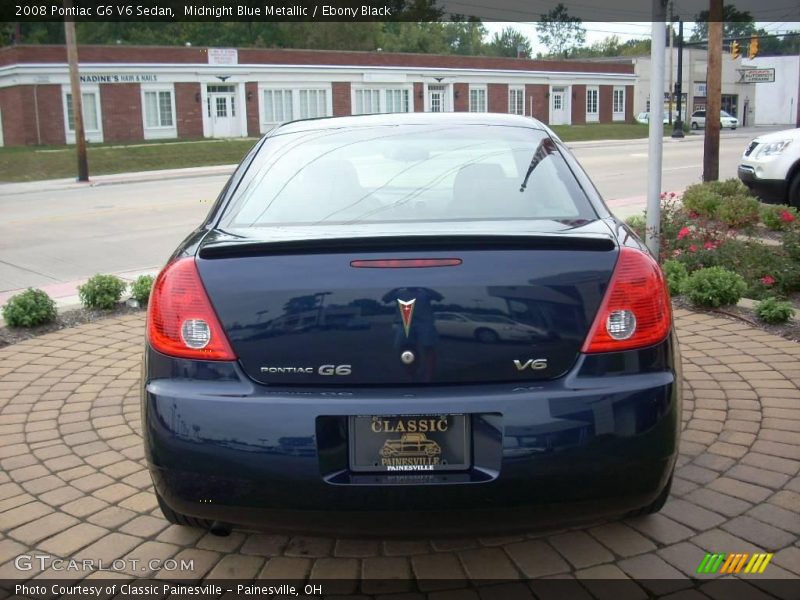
738,68,776,83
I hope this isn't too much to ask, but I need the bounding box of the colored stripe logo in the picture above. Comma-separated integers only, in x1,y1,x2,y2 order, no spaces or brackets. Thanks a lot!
697,552,773,574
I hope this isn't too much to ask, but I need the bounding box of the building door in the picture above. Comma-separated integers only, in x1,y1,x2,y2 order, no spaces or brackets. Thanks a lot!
550,87,569,125
207,85,241,137
427,85,446,112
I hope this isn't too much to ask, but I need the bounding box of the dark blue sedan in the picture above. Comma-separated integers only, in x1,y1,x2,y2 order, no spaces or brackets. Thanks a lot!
142,113,680,535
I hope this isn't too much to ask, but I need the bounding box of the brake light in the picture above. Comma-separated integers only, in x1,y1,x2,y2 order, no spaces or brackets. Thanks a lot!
350,258,462,268
582,247,671,353
146,258,236,361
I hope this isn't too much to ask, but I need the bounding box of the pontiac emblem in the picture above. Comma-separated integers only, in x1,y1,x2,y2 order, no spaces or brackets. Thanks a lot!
397,298,416,337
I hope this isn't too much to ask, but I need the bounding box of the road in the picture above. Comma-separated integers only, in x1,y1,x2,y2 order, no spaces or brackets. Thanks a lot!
0,127,783,294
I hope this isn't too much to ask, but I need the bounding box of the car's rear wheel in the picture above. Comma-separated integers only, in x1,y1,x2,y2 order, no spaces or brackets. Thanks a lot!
691,122,698,130
788,172,800,208
628,475,673,517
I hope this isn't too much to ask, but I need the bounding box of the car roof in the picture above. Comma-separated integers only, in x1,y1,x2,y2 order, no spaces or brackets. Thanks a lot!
271,112,550,136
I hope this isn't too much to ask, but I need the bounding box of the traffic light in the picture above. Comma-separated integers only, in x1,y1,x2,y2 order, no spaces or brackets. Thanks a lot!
749,36,759,59
731,40,741,59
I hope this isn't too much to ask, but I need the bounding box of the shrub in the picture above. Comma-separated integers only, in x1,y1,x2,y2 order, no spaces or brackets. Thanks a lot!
78,274,127,310
662,259,688,295
683,267,747,308
1,288,57,328
754,297,795,324
760,204,799,231
130,275,155,305
681,184,722,218
715,194,760,229
625,214,646,238
705,178,751,199
784,229,800,263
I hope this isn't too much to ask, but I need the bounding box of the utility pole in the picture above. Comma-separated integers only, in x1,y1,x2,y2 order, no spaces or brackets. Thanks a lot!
703,0,722,182
64,0,88,182
668,1,674,124
672,19,685,138
646,0,668,258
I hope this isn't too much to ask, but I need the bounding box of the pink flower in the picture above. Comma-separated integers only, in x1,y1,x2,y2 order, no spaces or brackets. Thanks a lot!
660,192,667,200
688,244,698,253
677,227,691,240
688,211,700,219
703,241,716,250
669,192,676,198
672,249,683,257
760,275,776,286
780,210,796,223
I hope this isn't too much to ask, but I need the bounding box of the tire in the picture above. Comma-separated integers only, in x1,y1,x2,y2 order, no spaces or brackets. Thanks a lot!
691,122,698,130
731,127,737,130
156,488,214,529
475,328,499,344
788,172,800,209
628,475,673,517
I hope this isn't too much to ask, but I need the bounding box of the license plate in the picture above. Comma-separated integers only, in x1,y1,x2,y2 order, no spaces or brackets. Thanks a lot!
349,414,470,472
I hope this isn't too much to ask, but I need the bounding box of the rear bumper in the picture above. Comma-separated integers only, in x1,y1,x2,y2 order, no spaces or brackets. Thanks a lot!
142,337,681,534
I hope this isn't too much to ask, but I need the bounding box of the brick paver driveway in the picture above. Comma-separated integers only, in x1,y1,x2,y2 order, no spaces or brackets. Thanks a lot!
1,309,798,595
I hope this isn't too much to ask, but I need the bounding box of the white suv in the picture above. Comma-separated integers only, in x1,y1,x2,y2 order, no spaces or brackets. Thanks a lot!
738,128,800,207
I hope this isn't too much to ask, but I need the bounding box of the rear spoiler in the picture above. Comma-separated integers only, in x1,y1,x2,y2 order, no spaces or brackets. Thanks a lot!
198,234,616,260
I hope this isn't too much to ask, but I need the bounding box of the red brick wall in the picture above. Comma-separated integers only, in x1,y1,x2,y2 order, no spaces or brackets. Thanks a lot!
100,84,143,143
526,84,548,123
626,85,634,123
332,82,350,117
571,85,586,125
599,85,613,123
0,45,635,75
245,82,260,136
413,83,423,112
453,83,468,112
0,85,68,146
174,83,203,138
488,84,508,113
36,85,65,145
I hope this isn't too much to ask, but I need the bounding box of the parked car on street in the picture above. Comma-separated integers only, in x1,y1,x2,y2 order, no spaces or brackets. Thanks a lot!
142,112,681,535
738,127,800,207
635,111,670,125
690,110,739,130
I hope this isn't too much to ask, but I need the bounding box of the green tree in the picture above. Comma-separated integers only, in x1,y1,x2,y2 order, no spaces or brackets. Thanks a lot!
486,26,532,58
536,3,586,58
442,18,487,55
691,5,755,41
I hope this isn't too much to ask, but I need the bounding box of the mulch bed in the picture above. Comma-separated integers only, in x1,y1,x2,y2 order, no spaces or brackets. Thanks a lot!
0,304,144,349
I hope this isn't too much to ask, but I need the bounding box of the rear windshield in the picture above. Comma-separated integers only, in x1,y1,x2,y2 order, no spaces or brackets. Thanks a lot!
220,124,596,228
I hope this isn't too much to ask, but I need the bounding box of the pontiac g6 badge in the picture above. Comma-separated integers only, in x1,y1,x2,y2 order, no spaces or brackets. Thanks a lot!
397,298,416,337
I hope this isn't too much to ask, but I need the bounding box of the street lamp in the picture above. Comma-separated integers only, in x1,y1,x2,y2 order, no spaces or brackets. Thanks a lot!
671,19,685,138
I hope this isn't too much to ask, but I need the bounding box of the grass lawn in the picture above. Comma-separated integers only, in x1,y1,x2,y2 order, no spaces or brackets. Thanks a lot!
0,123,683,182
0,138,258,182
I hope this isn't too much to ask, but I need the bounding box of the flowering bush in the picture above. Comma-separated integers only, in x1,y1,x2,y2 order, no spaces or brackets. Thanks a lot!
681,184,722,219
761,204,799,231
716,194,761,229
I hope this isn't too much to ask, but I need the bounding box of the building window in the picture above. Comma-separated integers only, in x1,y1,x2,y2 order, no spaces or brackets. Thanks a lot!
385,89,410,113
509,87,524,115
263,89,293,124
354,89,381,115
143,90,174,128
586,87,599,122
299,89,328,119
66,92,100,131
469,86,487,112
613,87,625,120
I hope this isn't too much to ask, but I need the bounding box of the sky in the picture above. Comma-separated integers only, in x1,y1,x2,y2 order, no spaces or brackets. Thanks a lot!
482,21,800,55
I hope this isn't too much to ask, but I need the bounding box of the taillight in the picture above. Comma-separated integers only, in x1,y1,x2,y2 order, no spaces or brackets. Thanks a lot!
582,247,671,353
146,258,236,361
